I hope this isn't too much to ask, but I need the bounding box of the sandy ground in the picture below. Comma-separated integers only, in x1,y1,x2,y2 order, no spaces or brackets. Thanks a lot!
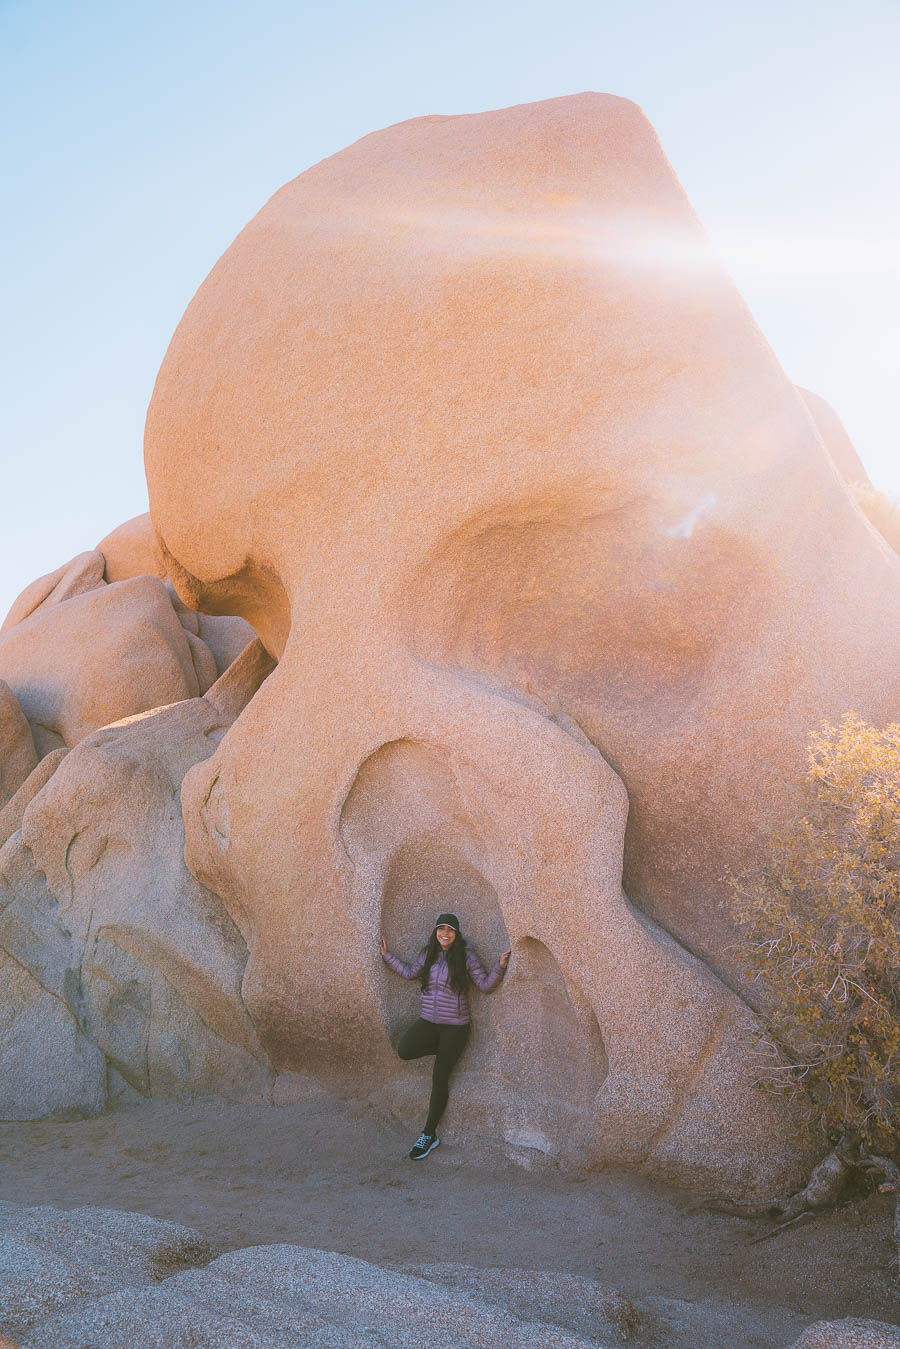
0,1087,898,1347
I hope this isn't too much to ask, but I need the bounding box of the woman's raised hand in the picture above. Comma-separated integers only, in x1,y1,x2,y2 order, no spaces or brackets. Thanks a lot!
379,935,388,957
499,949,511,968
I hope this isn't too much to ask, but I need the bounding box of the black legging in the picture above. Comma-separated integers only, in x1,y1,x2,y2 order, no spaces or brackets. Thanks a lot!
397,1018,470,1134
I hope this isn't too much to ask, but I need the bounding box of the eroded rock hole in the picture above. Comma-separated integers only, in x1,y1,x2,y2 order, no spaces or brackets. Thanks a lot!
380,835,508,1041
493,936,608,1103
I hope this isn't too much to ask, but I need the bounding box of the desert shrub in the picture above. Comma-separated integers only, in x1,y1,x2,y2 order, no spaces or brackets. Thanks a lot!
851,483,900,557
729,714,900,1154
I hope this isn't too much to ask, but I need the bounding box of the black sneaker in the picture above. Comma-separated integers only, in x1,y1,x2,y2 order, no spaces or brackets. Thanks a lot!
408,1132,440,1160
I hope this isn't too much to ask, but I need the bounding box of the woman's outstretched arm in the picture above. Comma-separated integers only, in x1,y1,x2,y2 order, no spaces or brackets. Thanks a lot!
380,937,427,980
467,947,511,992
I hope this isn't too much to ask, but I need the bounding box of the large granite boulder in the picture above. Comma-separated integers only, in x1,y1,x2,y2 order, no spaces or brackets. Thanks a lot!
0,509,269,1121
0,748,68,850
1,1203,628,1348
0,569,217,756
18,1245,608,1348
0,532,256,771
0,644,277,1119
142,93,900,1188
5,1200,869,1348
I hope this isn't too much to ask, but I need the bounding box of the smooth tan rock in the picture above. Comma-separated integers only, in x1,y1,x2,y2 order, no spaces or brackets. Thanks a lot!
0,679,38,810
1,551,106,633
0,574,217,755
96,512,168,583
201,637,277,722
798,388,871,486
140,94,900,1190
145,92,900,966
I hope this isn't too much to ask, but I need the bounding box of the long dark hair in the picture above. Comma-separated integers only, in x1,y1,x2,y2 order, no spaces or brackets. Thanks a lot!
420,926,471,996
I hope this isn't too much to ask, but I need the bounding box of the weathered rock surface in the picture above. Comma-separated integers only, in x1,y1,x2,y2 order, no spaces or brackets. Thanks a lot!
168,588,256,677
391,1263,641,1342
0,749,68,851
0,679,37,810
1,1204,617,1348
402,1263,817,1348
22,1245,612,1348
0,1202,212,1334
0,643,276,1119
95,513,256,675
1,551,106,633
791,1321,900,1348
0,573,217,755
0,826,106,1120
4,1200,881,1348
0,945,106,1121
0,534,258,1120
194,611,257,676
139,92,900,1189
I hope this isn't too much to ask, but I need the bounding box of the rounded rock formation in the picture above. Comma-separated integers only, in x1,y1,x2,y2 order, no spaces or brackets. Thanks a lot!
141,94,900,1187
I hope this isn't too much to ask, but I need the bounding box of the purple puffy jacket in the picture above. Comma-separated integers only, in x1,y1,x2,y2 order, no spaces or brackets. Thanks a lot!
382,945,505,1024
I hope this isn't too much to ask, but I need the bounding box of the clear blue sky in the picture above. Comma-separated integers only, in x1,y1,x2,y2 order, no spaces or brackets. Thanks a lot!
2,0,898,622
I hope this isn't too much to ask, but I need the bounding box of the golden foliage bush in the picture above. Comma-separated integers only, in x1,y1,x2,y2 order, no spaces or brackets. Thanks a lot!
852,483,900,557
730,714,900,1153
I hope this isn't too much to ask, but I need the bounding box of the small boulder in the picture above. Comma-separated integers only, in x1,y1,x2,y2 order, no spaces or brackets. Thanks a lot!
0,574,217,755
96,513,168,583
1,551,106,633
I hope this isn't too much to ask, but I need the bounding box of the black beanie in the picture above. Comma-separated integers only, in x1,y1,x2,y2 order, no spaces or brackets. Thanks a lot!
435,912,460,933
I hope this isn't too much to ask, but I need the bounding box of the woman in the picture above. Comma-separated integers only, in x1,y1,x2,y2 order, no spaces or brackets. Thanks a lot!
380,913,510,1159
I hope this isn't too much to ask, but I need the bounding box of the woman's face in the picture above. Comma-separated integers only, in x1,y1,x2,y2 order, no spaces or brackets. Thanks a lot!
435,924,456,949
